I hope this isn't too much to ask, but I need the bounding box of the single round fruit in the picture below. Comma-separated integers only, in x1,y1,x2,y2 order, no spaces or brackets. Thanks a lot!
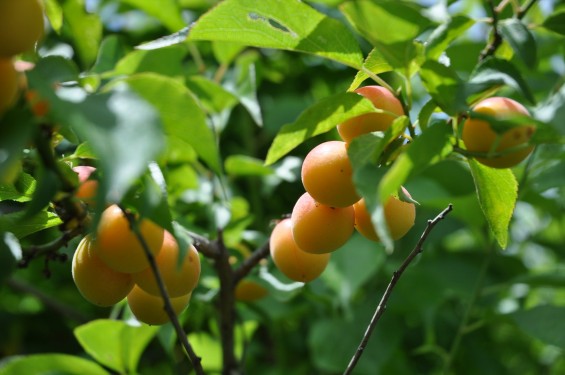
301,140,359,208
133,230,200,298
0,0,44,57
270,218,331,282
72,235,134,307
127,284,190,325
353,187,416,242
73,166,98,205
291,192,355,254
95,204,164,273
235,279,268,302
0,58,18,114
337,85,404,143
462,97,535,169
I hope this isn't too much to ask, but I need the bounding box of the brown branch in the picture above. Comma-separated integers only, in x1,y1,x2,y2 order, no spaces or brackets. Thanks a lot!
343,204,454,375
233,241,269,284
517,0,538,19
188,230,220,259
120,206,205,375
478,0,503,63
19,226,83,268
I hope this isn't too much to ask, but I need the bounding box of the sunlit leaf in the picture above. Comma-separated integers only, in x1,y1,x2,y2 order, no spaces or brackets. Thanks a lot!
0,354,109,375
425,15,474,60
61,1,102,66
225,155,273,176
499,19,537,69
121,0,186,32
420,60,467,115
0,210,62,239
541,9,565,36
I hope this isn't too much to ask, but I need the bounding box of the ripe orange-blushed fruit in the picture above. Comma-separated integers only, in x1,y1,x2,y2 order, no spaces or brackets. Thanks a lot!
0,58,18,114
301,140,359,208
462,97,535,169
291,192,355,254
0,0,44,57
95,204,164,273
72,235,134,307
73,166,98,205
133,230,200,298
353,187,416,242
127,284,190,325
235,279,268,302
337,85,404,143
270,218,331,282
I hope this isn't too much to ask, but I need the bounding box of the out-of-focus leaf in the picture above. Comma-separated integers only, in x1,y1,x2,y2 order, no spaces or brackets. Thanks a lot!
136,26,191,50
188,0,363,69
0,210,62,240
212,41,246,65
223,53,263,126
541,9,565,36
348,48,393,90
0,232,20,283
0,354,109,375
113,46,188,77
0,173,36,202
44,0,63,32
534,85,565,137
121,0,186,32
499,18,537,69
225,155,273,176
425,15,475,60
91,35,129,74
512,305,565,349
420,60,467,115
185,76,239,114
265,92,378,165
74,320,159,374
61,1,102,66
468,159,517,249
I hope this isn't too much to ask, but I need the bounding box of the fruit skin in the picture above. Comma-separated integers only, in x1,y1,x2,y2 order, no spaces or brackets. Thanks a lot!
353,187,416,242
133,230,201,298
0,0,44,57
127,284,191,325
95,204,164,273
235,280,268,302
72,166,98,205
291,192,355,254
301,140,360,208
462,97,535,169
0,58,18,114
337,85,404,143
72,235,134,307
270,218,331,282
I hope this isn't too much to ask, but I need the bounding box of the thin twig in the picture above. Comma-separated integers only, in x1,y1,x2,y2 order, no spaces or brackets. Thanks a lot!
517,0,538,19
233,241,269,284
343,204,453,375
189,230,220,259
120,206,205,375
478,0,503,63
19,226,83,267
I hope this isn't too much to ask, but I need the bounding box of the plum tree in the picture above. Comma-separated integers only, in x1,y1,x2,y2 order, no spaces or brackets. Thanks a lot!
0,58,18,114
462,97,535,169
270,218,331,282
95,205,164,273
72,235,134,307
235,280,268,302
291,192,355,254
133,230,201,297
337,85,405,143
0,0,44,57
127,285,191,325
353,187,416,242
72,166,98,205
301,140,360,208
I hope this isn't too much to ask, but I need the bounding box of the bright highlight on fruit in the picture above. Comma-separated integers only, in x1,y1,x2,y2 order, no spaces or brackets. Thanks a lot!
0,0,45,57
72,235,134,307
127,285,191,325
353,187,416,242
270,218,331,282
291,192,355,254
95,205,164,273
133,230,201,298
462,97,535,169
301,140,360,208
337,85,404,143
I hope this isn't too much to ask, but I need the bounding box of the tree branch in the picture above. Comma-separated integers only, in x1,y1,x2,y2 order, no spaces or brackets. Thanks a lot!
478,0,503,63
188,230,220,259
120,206,205,375
233,241,269,284
343,204,453,375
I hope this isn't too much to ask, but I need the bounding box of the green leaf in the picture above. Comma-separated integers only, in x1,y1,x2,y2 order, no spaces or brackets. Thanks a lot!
534,85,565,137
0,354,109,375
188,0,363,69
73,142,97,159
340,0,431,69
74,319,159,374
420,60,467,116
185,76,239,114
264,92,379,165
91,35,129,74
468,57,534,104
44,0,63,33
425,15,475,60
499,19,537,69
121,0,186,32
0,210,62,239
468,159,517,249
348,48,393,90
135,27,191,50
225,155,273,176
61,0,103,66
541,8,565,36
24,168,60,218
0,232,20,284
113,46,189,77
512,305,565,349
119,73,221,173
0,173,36,202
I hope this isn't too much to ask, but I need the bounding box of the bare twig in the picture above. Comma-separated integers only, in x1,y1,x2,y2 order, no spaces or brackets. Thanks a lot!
343,204,453,375
517,0,538,19
189,230,220,259
120,206,205,375
478,0,503,63
233,241,269,284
